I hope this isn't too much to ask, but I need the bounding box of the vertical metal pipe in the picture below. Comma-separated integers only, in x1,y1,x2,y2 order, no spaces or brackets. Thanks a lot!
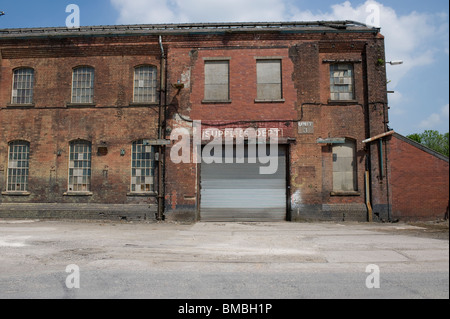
379,139,384,180
157,35,166,221
365,171,373,222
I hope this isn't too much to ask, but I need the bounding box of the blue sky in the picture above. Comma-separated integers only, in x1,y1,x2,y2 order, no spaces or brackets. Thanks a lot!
0,0,448,136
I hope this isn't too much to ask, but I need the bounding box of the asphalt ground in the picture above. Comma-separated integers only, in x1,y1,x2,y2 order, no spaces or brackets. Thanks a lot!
0,219,448,300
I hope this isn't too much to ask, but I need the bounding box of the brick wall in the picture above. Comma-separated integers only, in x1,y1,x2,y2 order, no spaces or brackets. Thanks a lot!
389,134,449,220
0,37,161,212
163,32,389,221
1,25,392,222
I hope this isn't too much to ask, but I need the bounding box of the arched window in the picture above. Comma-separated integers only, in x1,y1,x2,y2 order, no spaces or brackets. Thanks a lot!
7,141,30,192
133,66,157,103
68,140,92,192
131,139,155,193
332,139,357,192
12,68,34,104
72,66,95,104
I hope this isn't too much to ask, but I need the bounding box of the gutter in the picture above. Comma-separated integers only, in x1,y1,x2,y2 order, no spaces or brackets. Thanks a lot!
0,21,380,40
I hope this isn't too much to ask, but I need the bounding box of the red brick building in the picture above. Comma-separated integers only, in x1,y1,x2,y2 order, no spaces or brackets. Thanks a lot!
388,133,449,221
0,21,396,222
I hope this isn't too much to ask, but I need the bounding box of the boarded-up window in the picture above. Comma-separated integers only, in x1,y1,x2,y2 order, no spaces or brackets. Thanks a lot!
257,60,282,100
12,68,34,104
332,141,357,192
131,140,155,193
7,141,30,192
68,140,92,192
134,65,157,103
330,64,354,101
72,66,95,104
204,61,229,101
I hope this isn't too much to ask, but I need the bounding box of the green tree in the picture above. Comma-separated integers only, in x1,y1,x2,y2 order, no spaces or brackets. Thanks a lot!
407,130,449,157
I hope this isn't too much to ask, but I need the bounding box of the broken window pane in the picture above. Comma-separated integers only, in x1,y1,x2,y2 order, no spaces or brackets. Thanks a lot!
131,140,155,193
330,64,355,101
68,141,92,192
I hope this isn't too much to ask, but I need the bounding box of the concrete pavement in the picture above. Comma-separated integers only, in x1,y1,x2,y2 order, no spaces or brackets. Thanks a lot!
0,220,448,299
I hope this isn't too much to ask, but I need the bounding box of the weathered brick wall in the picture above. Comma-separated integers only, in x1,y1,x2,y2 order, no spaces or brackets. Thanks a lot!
0,106,160,205
164,32,389,221
0,28,391,222
389,134,449,221
0,37,161,210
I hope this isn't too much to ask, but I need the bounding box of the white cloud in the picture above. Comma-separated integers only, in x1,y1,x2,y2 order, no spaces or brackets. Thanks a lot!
110,1,446,87
419,104,450,131
175,0,287,23
111,0,288,24
289,1,445,88
110,0,177,24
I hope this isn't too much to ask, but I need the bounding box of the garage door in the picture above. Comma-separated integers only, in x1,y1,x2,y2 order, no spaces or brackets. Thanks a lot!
200,144,287,222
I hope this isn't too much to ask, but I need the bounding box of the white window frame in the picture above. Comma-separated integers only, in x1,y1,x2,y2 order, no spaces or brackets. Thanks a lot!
7,141,30,192
12,68,34,104
72,66,95,104
133,65,158,103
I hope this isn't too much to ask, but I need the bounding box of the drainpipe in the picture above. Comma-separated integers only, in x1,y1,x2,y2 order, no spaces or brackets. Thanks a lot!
362,130,395,222
157,35,166,221
362,43,373,222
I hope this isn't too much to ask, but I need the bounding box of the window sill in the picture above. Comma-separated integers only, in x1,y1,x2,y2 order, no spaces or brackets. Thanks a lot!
63,191,93,196
327,100,359,105
127,192,158,197
6,103,35,108
1,191,31,196
254,99,285,103
330,191,361,197
129,102,159,107
66,103,96,108
202,100,232,104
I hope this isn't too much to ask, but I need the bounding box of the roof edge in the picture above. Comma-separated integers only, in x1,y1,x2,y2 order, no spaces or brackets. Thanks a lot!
0,20,381,39
393,133,449,163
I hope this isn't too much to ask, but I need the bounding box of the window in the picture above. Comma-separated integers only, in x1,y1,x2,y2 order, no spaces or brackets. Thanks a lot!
330,64,354,101
72,67,95,104
131,140,155,193
134,66,158,103
332,140,357,192
12,68,34,104
204,60,229,102
256,60,282,101
68,141,92,192
7,141,30,192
